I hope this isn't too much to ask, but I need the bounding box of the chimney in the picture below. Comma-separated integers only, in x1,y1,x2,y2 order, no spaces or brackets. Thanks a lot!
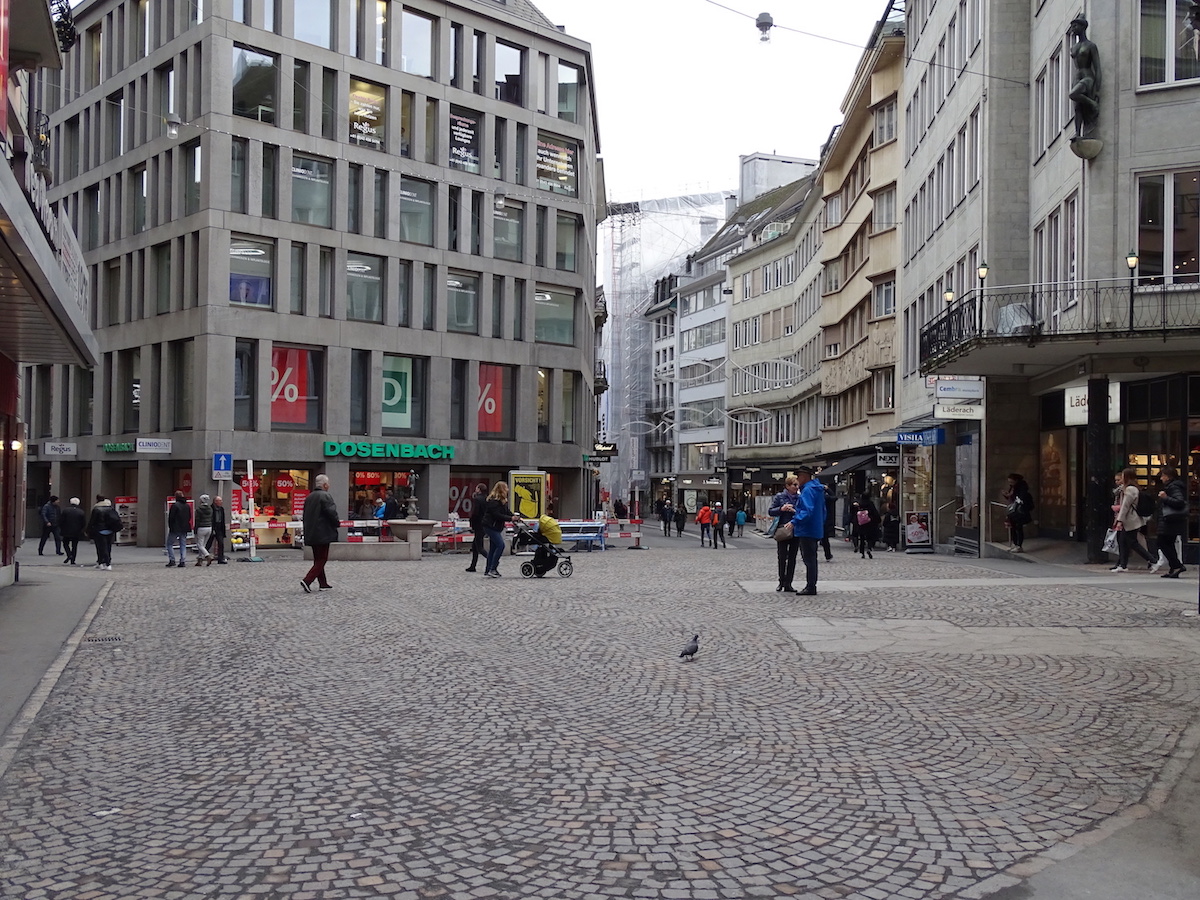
725,194,738,219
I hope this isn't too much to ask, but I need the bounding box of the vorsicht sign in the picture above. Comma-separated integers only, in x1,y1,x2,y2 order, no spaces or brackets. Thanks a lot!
323,440,456,460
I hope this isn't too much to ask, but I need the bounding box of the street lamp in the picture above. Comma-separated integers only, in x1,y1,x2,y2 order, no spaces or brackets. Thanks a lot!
943,289,955,304
1126,250,1138,332
976,261,988,333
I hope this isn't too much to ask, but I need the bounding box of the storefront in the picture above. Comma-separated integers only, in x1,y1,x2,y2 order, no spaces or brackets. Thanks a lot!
232,466,311,548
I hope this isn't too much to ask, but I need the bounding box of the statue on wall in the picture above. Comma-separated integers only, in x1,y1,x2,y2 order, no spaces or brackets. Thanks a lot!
1068,17,1100,140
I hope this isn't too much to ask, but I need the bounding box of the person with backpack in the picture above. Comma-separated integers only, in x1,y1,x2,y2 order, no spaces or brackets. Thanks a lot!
1155,466,1189,578
1002,473,1035,552
86,494,122,570
711,502,726,548
1110,468,1156,572
850,493,880,559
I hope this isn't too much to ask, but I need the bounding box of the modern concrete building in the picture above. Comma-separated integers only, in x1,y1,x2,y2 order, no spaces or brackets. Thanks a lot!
33,0,602,547
3,0,99,583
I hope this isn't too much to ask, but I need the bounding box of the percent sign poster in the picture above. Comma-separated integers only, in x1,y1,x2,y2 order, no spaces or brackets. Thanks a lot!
271,347,310,425
478,364,505,434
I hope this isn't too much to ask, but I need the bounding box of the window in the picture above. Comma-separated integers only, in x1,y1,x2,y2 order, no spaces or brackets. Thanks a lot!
107,92,125,160
1140,0,1200,85
351,349,369,435
400,176,434,245
555,213,578,271
494,201,524,262
536,132,578,196
873,279,896,317
492,276,504,338
495,41,524,104
321,68,337,138
535,288,574,345
154,243,171,314
348,164,362,233
131,166,148,232
562,372,577,442
234,340,256,430
513,279,525,340
229,238,274,307
319,247,334,317
873,98,897,144
171,342,193,430
478,363,516,439
232,46,277,123
1138,170,1200,283
183,141,202,215
369,0,387,64
401,10,434,77
270,346,322,432
374,170,388,239
873,186,896,232
231,139,248,213
263,144,278,217
382,355,427,435
290,242,306,313
291,155,332,227
871,368,895,411
346,252,384,322
449,106,482,173
348,79,386,150
447,273,480,333
451,359,467,438
1033,68,1047,153
557,62,581,122
293,0,333,49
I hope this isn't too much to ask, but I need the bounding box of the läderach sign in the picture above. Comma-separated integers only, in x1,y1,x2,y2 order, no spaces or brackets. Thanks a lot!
323,441,455,460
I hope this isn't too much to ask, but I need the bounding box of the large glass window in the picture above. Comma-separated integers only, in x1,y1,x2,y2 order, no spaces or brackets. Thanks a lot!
1138,170,1200,284
154,243,171,314
400,91,413,156
131,166,148,232
495,41,524,104
290,242,306,313
347,252,384,322
293,60,309,132
382,355,428,435
270,345,322,431
230,238,275,307
293,0,333,48
349,79,386,150
348,164,363,233
172,341,193,429
231,139,248,213
494,201,524,262
232,46,277,123
555,213,578,271
263,144,279,217
401,10,434,77
399,176,434,245
534,288,575,345
183,142,202,215
562,371,577,442
1140,0,1200,85
447,273,479,334
557,62,580,122
478,363,516,439
370,0,387,64
291,155,333,227
536,132,578,196
374,170,388,238
449,106,482,173
234,339,256,430
351,349,369,435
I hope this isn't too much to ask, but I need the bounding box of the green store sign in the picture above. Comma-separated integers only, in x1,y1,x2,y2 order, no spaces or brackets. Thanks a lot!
323,441,456,460
103,442,134,452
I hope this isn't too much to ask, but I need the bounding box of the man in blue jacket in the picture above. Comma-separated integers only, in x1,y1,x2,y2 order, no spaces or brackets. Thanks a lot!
790,466,826,595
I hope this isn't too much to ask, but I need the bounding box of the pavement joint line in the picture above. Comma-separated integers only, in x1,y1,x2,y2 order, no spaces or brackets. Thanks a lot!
0,579,112,781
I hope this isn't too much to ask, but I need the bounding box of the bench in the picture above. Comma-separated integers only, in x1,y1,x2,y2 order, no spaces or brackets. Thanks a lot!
556,520,607,551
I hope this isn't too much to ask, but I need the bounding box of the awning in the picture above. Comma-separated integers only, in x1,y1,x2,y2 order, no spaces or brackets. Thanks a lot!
816,452,877,478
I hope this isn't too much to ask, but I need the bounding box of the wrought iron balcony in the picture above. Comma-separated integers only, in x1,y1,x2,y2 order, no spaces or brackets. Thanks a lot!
920,278,1200,376
593,361,609,396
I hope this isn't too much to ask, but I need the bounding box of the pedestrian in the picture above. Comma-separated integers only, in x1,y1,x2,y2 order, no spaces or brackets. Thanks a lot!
301,473,340,592
712,502,726,548
38,495,63,556
86,494,120,570
481,481,519,578
768,476,802,593
164,491,191,568
673,504,685,537
1156,466,1189,578
193,494,216,566
384,488,403,521
1110,468,1155,573
614,497,628,520
724,503,737,538
659,500,674,536
696,502,714,546
735,506,747,537
851,492,881,559
59,497,87,565
210,495,229,563
1002,473,1035,552
819,483,836,561
881,502,900,552
789,466,826,595
465,485,489,572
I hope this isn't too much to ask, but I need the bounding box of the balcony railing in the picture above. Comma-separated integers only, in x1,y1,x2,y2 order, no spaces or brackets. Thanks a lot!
920,278,1200,371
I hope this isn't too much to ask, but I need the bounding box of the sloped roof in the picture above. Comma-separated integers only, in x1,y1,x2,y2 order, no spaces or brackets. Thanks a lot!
692,175,815,261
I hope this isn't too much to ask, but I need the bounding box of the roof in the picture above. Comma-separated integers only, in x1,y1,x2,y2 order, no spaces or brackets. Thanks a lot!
692,176,815,261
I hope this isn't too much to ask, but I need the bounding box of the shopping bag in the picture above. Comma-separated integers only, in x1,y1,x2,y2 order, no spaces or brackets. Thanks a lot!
1102,528,1119,554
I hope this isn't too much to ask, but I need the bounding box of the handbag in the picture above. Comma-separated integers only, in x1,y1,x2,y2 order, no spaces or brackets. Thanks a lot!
773,521,795,542
765,517,779,538
1102,528,1119,554
856,509,871,526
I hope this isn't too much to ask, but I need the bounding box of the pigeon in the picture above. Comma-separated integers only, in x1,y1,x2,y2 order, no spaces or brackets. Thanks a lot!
679,634,699,661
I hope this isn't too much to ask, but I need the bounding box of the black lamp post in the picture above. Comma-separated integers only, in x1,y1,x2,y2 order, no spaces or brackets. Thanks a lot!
1126,250,1138,332
976,261,988,333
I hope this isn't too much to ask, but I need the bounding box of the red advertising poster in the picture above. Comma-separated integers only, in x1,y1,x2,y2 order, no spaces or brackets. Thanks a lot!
477,364,504,433
0,0,9,95
449,476,491,518
231,488,244,514
291,489,309,518
271,346,309,424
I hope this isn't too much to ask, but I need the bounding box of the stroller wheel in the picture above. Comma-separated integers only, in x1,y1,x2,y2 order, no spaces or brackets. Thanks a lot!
520,561,535,578
557,559,574,578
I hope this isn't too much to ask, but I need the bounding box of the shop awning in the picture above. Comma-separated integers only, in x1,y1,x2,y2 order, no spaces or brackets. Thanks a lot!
817,452,877,478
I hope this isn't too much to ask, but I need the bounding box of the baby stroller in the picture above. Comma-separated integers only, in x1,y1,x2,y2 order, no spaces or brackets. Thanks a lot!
514,517,573,578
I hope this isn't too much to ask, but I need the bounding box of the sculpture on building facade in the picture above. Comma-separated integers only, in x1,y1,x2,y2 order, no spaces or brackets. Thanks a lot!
1068,17,1100,140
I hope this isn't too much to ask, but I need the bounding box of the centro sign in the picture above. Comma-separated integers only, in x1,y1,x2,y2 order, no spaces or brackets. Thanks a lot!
323,441,456,460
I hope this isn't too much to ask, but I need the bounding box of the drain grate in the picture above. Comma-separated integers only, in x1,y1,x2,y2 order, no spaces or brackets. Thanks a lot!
82,635,124,644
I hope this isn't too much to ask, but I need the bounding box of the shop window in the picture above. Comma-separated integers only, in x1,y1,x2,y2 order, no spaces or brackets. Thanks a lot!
234,339,256,430
447,273,479,334
292,154,333,227
534,288,575,345
478,363,516,440
399,176,434,245
349,79,386,150
495,201,524,262
401,10,434,77
232,46,277,124
270,346,322,432
347,252,384,322
536,131,578,196
229,237,274,308
449,106,482,173
382,355,427,436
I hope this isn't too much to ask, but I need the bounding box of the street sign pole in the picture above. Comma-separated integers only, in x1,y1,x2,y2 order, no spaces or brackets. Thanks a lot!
243,457,264,562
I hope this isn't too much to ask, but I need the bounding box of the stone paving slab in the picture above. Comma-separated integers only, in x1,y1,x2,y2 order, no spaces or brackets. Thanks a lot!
0,545,1198,899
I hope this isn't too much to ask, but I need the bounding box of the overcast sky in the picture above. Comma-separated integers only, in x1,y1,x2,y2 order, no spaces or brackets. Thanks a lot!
531,0,889,202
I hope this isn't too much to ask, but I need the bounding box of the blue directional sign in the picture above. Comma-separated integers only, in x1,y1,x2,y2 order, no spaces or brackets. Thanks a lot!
212,452,233,480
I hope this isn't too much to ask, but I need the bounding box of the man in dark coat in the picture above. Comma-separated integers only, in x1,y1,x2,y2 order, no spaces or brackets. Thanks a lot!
166,491,191,568
210,495,229,564
301,474,340,593
38,495,63,556
465,486,488,572
59,497,87,566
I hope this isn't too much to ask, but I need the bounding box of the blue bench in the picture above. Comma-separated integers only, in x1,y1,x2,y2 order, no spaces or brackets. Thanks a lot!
556,521,607,551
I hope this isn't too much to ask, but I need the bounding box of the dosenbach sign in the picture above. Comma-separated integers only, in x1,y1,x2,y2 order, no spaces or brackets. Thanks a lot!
323,441,455,459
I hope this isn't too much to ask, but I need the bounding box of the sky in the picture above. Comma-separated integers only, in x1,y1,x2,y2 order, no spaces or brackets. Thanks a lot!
530,0,891,202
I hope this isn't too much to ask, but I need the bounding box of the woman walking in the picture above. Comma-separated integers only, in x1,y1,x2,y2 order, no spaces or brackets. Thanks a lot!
481,481,519,578
850,493,880,559
1111,468,1154,572
1156,467,1189,578
1002,473,1035,552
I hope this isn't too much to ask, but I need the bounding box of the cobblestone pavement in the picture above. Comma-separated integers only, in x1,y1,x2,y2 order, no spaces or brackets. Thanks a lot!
2,538,1199,899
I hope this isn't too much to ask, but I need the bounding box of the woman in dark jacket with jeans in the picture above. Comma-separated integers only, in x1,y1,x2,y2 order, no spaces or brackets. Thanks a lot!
768,476,801,592
850,493,881,559
481,481,520,578
1156,467,1189,578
